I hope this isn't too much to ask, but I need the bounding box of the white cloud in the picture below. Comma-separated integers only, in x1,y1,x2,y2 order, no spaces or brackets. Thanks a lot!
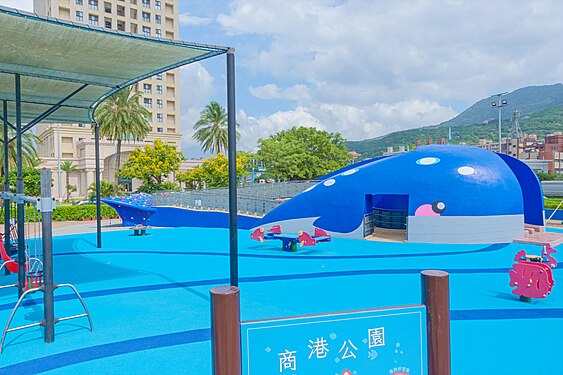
249,84,310,101
0,0,33,11
179,63,215,158
238,107,324,151
216,0,563,149
178,12,211,26
236,99,456,150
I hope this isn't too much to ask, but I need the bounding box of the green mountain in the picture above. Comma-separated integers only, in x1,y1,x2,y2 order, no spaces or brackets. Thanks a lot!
348,84,563,158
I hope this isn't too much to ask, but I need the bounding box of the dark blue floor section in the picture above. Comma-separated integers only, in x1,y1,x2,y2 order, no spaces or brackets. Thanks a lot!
4,262,561,313
0,328,210,374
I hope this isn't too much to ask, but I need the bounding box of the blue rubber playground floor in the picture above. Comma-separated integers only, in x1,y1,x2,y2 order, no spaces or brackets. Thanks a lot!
0,227,561,374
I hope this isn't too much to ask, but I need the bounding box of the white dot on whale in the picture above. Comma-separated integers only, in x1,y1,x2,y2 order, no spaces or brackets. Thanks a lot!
457,166,475,175
323,179,336,187
416,157,440,165
341,168,359,176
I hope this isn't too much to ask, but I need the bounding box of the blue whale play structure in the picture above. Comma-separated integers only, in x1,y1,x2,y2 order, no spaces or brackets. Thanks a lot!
103,145,545,244
254,145,544,244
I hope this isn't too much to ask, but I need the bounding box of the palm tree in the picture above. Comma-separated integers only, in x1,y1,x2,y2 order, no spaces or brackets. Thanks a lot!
0,130,40,176
193,101,240,154
94,86,151,195
61,160,77,202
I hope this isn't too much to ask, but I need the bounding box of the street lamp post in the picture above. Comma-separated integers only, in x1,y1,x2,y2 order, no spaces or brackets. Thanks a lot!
491,92,508,153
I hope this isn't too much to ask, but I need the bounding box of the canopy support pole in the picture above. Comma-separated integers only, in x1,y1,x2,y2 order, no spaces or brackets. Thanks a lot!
2,101,10,276
227,49,238,287
40,169,55,343
14,74,25,297
94,121,102,249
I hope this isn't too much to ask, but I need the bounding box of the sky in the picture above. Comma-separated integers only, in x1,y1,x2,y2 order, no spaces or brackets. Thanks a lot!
3,0,563,157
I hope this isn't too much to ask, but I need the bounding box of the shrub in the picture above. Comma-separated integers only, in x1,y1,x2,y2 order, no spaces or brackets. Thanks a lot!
0,204,119,223
51,204,119,221
545,198,563,209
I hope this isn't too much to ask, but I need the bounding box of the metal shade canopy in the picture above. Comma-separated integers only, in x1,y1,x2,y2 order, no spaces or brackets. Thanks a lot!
0,5,239,287
0,5,228,124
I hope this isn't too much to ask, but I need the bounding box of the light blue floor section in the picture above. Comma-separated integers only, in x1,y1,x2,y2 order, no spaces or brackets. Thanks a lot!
0,227,561,374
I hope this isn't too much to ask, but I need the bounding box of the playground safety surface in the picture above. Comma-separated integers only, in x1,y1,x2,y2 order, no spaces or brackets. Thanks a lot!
0,226,561,374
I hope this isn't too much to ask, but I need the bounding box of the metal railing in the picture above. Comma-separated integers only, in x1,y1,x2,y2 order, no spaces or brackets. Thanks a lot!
152,181,316,216
542,181,563,197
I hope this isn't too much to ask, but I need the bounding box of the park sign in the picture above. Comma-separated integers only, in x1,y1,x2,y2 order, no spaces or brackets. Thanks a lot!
241,305,427,375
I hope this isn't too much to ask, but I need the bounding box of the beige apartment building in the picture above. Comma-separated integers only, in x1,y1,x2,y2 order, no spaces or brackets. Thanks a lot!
33,0,185,199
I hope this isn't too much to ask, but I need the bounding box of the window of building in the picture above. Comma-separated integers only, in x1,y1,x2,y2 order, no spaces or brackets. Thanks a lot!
88,14,99,26
104,2,111,13
142,26,151,36
76,11,84,21
143,98,152,108
105,19,112,28
157,127,163,133
156,99,163,108
155,14,161,24
155,29,162,37
143,115,150,122
155,73,162,80
142,0,150,8
142,12,150,22
117,20,125,31
156,114,163,123
143,83,152,93
155,1,161,10
117,5,125,16
88,0,98,10
76,0,83,5
78,123,86,128
156,85,163,95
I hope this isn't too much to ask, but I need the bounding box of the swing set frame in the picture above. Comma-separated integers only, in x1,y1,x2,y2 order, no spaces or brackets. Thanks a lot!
0,4,236,353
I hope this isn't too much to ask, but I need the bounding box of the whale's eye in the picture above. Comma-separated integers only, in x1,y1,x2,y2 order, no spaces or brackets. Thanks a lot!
432,201,446,214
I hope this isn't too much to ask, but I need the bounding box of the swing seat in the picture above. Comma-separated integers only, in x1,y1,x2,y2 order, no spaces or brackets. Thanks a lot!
26,270,43,289
0,234,42,275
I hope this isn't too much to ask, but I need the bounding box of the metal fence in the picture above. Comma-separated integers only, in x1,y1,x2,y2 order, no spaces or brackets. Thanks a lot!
152,181,316,216
542,181,563,197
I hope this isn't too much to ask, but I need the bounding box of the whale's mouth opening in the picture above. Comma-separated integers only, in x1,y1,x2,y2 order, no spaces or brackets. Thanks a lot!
363,194,408,241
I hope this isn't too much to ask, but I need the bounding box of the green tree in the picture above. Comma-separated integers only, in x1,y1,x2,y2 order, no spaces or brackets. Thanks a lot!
177,153,247,189
137,180,181,193
256,126,349,181
535,170,559,181
94,86,152,195
9,167,41,196
61,160,77,202
88,180,123,199
193,101,240,154
119,139,184,190
236,150,258,185
0,130,40,176
67,184,78,199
